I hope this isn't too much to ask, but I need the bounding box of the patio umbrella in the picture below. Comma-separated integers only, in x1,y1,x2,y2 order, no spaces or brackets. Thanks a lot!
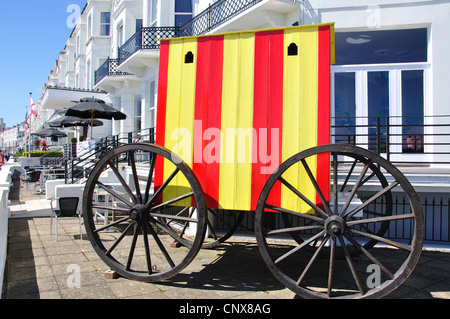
65,97,127,138
48,116,104,128
33,128,68,138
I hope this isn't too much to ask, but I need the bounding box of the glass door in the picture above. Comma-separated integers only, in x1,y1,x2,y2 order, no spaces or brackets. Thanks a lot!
333,67,425,158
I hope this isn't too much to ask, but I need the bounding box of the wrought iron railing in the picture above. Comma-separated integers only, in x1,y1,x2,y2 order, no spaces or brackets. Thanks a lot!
94,58,133,85
117,0,283,66
181,0,264,36
118,26,182,64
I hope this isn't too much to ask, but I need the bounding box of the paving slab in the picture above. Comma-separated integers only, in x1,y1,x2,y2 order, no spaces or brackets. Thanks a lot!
3,181,450,303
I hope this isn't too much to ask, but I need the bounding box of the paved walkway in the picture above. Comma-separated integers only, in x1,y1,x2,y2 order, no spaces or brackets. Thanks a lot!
3,183,450,300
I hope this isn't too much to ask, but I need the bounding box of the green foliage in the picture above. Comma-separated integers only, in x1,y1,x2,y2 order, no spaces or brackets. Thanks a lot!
18,151,63,158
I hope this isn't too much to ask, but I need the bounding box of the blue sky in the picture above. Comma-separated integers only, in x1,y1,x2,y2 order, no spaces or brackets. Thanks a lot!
0,0,87,128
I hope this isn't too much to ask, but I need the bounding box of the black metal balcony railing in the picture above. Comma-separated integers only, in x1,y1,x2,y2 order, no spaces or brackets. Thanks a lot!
94,58,132,85
181,0,264,37
97,0,294,84
116,0,269,66
118,27,182,64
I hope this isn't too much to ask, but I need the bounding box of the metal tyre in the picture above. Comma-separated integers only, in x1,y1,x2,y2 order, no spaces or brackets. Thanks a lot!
255,144,424,299
83,143,207,282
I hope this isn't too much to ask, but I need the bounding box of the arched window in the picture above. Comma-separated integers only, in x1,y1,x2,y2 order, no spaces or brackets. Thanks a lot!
288,43,298,56
185,51,194,64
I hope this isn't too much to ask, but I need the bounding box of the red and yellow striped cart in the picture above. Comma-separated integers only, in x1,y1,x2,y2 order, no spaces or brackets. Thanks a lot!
83,23,424,299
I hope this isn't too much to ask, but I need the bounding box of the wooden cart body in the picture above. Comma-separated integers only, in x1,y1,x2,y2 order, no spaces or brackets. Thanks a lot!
155,23,335,213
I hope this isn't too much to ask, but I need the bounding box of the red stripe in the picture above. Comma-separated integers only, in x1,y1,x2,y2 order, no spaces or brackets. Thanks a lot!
251,30,284,210
193,36,224,209
316,25,332,205
154,40,170,195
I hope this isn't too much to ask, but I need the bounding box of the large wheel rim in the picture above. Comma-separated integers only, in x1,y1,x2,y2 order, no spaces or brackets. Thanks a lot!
83,143,207,282
255,144,424,299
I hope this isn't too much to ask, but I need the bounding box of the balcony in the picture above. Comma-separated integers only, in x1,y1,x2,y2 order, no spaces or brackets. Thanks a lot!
94,58,133,86
114,0,299,74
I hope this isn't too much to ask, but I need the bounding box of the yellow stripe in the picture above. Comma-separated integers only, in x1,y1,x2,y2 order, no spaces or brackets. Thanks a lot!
218,33,255,210
163,38,197,204
281,27,320,213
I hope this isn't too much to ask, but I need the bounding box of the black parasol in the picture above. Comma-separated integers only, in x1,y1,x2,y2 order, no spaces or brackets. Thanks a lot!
65,97,126,138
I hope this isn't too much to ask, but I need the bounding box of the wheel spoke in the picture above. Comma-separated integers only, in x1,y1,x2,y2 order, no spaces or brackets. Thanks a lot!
347,213,415,226
345,181,399,220
267,225,324,236
344,233,394,279
150,212,198,223
107,159,137,204
265,204,325,224
296,235,330,285
129,150,142,203
339,161,371,217
144,153,156,203
96,181,133,208
91,204,130,213
126,223,140,270
278,177,328,219
145,168,180,209
340,159,357,192
149,215,193,247
141,221,153,275
332,154,338,215
150,192,194,212
106,221,135,256
145,221,176,268
161,206,190,226
275,230,327,264
301,159,332,216
94,216,131,233
327,236,336,297
351,228,412,251
337,235,364,295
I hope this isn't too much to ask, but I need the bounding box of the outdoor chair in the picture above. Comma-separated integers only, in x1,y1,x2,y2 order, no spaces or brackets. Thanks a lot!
22,169,42,195
50,197,82,241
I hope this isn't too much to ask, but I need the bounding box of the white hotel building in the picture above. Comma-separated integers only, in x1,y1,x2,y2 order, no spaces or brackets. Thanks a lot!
33,0,450,174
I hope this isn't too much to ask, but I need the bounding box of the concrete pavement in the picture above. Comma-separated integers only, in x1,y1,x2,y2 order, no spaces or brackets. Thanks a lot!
3,182,450,300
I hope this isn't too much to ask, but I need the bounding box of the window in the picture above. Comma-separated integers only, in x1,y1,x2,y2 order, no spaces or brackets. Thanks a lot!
86,59,91,89
335,28,427,65
175,0,193,26
117,24,124,48
402,70,424,153
100,12,111,36
149,81,156,128
151,0,157,24
185,51,194,64
135,95,142,131
87,14,92,38
288,43,298,56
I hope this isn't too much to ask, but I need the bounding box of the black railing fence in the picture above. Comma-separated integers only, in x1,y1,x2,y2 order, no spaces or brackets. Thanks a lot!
332,115,450,165
94,58,132,84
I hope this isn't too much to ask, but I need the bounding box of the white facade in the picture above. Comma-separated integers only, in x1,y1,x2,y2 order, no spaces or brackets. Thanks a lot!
24,0,450,168
0,124,27,154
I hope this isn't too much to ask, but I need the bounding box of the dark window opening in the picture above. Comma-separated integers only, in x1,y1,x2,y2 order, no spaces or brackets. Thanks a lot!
288,43,298,56
185,51,194,64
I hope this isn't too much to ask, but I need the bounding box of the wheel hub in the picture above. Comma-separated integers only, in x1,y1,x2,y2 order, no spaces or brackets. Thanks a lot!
325,215,347,237
130,204,149,223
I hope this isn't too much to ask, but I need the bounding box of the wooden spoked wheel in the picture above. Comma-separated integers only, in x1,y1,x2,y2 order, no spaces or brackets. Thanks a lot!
83,143,207,282
158,208,245,249
255,144,424,299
